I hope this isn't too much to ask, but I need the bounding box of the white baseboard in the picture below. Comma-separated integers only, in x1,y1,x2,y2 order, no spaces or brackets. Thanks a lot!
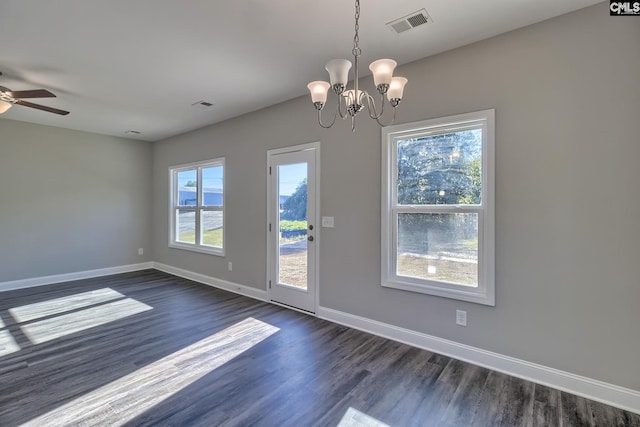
152,262,267,302
317,306,640,415
0,262,154,292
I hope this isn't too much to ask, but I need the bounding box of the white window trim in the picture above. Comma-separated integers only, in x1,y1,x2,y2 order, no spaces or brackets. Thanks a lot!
168,157,225,257
381,109,495,306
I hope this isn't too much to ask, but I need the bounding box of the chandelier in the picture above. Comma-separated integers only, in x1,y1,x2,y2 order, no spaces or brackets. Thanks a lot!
307,0,408,131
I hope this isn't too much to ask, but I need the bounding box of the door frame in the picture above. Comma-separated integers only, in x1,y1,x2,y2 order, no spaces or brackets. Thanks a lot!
266,141,320,315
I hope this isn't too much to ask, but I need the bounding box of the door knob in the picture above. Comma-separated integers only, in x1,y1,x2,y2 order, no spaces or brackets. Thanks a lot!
308,235,314,242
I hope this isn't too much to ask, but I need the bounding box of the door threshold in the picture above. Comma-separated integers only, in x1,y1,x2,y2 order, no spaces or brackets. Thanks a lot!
270,299,316,316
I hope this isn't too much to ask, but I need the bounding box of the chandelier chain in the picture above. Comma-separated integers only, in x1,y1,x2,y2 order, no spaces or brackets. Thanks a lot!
352,0,361,57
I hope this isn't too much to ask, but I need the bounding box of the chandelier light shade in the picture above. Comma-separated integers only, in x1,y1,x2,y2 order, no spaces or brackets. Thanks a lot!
307,0,407,131
343,89,365,106
388,77,408,104
369,59,396,88
307,81,331,105
0,100,12,114
325,59,352,88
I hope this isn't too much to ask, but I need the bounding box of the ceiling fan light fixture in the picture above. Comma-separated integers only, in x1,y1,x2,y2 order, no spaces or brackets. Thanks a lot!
0,73,70,116
0,100,12,114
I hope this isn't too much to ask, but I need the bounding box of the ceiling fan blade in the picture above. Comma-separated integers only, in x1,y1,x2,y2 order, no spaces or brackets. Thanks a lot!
15,100,70,115
9,89,56,98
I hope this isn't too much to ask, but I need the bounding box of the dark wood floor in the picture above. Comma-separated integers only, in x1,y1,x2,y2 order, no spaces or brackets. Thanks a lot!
0,270,638,426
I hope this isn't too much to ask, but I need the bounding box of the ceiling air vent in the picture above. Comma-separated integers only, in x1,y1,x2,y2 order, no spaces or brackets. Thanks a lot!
387,9,432,34
191,100,214,110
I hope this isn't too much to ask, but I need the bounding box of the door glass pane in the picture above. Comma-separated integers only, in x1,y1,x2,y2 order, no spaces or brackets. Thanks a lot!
176,209,196,244
396,128,482,205
278,163,308,288
397,213,478,286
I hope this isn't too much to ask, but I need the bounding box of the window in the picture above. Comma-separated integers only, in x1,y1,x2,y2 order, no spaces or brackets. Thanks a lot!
382,110,495,305
169,158,225,256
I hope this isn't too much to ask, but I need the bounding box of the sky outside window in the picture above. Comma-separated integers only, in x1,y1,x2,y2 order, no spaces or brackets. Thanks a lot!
177,167,223,189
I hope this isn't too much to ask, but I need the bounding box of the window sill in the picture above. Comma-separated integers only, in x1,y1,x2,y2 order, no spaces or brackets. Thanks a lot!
382,277,494,306
169,242,225,257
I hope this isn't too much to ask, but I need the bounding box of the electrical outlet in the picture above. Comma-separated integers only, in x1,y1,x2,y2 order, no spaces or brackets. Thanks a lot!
456,310,467,327
138,248,144,255
228,262,233,271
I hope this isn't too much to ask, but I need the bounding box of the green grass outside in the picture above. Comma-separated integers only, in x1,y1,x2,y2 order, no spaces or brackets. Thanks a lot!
178,227,223,247
279,220,307,232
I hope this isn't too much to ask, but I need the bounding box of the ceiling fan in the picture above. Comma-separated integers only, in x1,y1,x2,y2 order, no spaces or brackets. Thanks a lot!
0,72,70,116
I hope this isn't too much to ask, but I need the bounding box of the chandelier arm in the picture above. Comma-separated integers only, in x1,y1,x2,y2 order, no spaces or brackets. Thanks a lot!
363,92,386,120
374,105,397,127
317,108,338,128
337,92,349,120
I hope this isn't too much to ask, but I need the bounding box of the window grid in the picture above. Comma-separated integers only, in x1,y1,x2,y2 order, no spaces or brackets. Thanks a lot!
169,158,225,256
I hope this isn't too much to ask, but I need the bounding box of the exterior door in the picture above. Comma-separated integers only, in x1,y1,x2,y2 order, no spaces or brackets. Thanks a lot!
267,143,318,313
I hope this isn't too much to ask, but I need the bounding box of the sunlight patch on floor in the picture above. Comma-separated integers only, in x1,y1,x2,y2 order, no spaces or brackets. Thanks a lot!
338,407,391,427
20,298,152,344
0,329,20,357
9,288,125,322
21,317,279,427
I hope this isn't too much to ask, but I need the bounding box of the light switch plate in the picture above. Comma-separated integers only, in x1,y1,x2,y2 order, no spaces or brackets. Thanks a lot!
322,216,334,228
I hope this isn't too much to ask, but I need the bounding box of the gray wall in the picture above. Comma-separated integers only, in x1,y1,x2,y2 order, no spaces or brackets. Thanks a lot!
0,120,152,282
153,2,640,391
1,0,634,400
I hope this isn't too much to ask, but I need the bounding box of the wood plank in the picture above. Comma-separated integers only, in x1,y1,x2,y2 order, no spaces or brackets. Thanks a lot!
0,270,638,426
531,383,562,427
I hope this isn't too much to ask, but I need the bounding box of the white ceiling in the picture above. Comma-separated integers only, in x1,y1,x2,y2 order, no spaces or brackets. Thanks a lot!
0,0,601,142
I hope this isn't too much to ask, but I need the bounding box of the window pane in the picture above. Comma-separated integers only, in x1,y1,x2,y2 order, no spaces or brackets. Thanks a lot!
397,213,478,286
176,209,196,244
177,170,197,206
202,166,223,207
397,128,482,205
201,210,223,248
